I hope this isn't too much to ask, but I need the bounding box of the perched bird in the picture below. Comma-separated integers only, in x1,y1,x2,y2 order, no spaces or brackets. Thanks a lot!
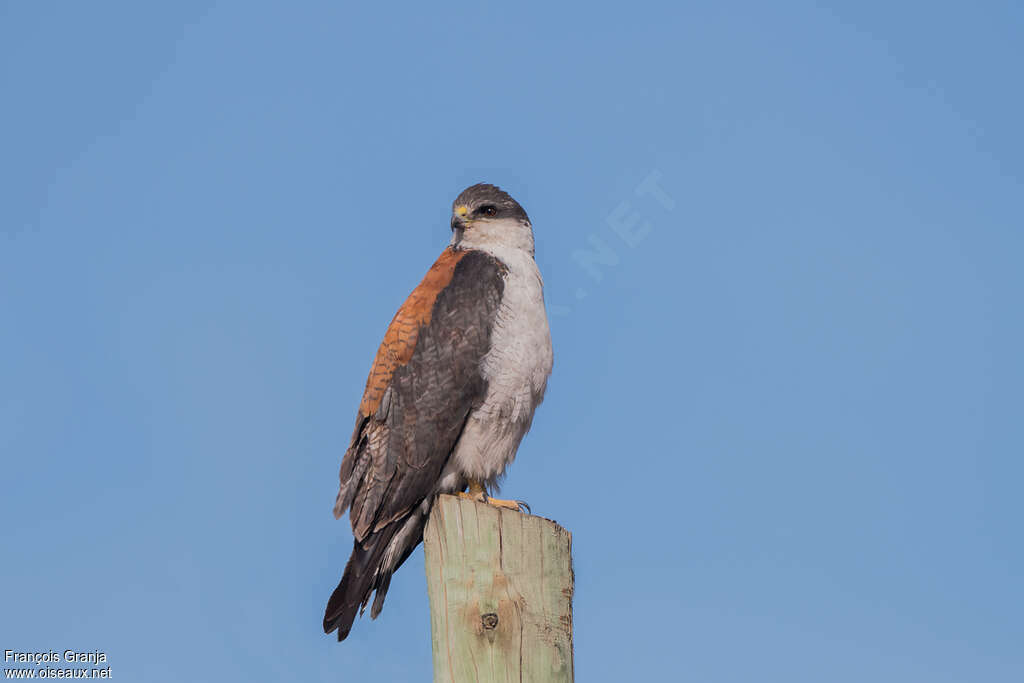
324,183,554,641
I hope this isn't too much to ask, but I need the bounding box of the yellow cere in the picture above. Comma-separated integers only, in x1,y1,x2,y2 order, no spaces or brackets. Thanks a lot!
456,205,469,216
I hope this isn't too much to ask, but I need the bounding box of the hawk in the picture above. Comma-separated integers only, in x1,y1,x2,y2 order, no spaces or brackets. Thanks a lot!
324,183,554,641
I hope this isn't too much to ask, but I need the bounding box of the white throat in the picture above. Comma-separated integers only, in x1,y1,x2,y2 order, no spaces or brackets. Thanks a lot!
451,218,535,256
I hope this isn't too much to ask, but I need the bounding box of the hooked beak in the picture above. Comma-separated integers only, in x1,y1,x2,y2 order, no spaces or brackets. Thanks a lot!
451,205,470,231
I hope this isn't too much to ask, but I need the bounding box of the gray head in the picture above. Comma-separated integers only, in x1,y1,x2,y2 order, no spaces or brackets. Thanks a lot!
450,183,534,254
451,184,529,228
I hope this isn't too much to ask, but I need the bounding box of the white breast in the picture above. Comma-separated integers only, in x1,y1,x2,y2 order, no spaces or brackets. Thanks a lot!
450,243,553,485
481,245,553,417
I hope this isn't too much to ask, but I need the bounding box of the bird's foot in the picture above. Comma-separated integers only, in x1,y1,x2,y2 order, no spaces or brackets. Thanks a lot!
458,481,531,514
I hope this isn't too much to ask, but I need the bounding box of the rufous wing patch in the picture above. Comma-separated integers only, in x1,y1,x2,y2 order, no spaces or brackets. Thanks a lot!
359,247,469,416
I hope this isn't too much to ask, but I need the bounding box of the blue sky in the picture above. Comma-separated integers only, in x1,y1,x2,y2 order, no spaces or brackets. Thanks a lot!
2,1,1022,680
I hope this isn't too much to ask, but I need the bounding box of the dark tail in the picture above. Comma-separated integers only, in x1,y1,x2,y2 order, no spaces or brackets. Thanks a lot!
323,528,394,641
324,514,429,642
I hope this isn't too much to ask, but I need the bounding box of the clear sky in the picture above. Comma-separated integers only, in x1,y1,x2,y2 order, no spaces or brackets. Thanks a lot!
2,1,1022,681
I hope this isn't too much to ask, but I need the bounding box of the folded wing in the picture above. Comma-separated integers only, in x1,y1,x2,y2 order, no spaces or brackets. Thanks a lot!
324,247,506,640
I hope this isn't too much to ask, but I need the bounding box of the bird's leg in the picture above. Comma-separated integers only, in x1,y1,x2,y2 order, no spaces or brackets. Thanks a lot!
457,479,530,514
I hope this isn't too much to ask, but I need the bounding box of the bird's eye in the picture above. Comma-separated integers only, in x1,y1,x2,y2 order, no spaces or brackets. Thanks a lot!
478,205,498,217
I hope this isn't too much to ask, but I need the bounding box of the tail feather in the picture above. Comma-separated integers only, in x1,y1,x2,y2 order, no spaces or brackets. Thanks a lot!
323,526,397,641
368,512,426,619
324,512,431,641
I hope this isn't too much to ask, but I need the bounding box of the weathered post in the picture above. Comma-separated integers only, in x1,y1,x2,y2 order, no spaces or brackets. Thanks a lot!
424,494,574,683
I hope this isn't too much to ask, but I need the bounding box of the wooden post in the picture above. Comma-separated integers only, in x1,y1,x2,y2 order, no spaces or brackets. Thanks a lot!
424,494,574,683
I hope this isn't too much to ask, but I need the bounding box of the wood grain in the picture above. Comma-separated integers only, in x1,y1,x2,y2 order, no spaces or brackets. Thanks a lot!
424,494,574,682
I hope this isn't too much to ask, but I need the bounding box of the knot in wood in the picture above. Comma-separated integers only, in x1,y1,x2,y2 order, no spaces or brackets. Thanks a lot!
480,612,499,630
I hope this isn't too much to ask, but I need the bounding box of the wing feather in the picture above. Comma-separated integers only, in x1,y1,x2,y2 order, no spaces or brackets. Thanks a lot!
324,247,507,639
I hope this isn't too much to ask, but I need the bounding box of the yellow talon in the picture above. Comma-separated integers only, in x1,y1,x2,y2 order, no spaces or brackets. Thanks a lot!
457,480,531,513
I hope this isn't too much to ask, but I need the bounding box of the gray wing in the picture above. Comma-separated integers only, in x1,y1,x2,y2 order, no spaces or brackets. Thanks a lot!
324,248,506,640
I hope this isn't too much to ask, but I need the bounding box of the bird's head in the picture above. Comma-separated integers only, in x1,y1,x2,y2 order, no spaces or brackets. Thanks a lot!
450,183,534,254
